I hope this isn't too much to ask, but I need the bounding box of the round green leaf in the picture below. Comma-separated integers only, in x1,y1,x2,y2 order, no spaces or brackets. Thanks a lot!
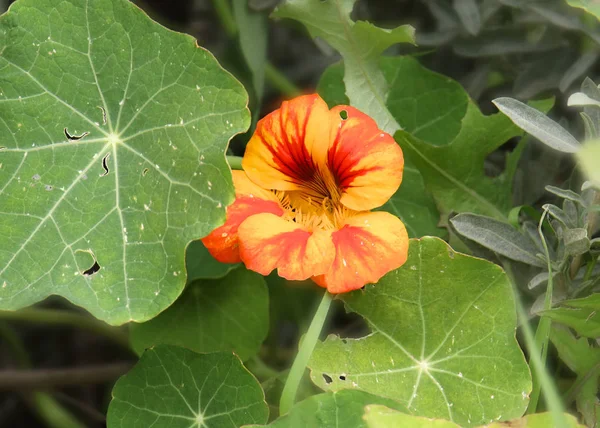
309,237,531,427
0,0,249,324
252,390,408,428
363,406,585,428
364,405,460,428
107,345,268,427
129,268,269,360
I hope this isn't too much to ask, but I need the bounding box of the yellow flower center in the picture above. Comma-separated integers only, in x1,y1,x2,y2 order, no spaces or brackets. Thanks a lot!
275,166,355,232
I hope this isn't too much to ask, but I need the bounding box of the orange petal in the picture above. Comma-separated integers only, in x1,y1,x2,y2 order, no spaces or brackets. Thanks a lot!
328,106,404,211
202,171,283,263
313,211,409,293
237,213,335,280
242,94,332,192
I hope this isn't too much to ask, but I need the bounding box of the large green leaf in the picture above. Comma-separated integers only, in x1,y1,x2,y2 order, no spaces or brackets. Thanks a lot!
309,237,531,427
251,390,409,428
318,58,469,146
363,406,585,428
364,405,459,428
0,0,249,325
107,345,268,427
396,98,553,224
129,268,269,361
273,0,414,134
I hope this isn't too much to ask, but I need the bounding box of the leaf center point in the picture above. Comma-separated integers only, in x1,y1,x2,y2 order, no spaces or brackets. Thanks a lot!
107,132,122,146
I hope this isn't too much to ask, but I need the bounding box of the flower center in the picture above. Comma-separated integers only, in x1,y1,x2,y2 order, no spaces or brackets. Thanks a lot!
275,166,353,232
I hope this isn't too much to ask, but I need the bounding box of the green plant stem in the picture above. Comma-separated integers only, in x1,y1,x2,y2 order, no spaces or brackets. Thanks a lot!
279,291,332,415
226,155,243,170
212,0,238,37
528,209,554,413
265,63,302,98
501,264,567,426
29,394,86,428
0,363,132,390
0,308,130,350
210,0,301,97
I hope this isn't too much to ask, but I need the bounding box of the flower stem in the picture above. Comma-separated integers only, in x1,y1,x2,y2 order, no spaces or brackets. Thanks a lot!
528,209,554,413
501,264,567,426
265,63,302,98
279,291,332,415
211,0,237,37
226,155,243,170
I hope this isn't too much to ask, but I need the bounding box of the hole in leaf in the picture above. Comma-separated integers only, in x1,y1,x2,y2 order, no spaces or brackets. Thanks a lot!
322,374,333,384
142,168,149,176
448,248,455,259
101,153,110,177
76,249,101,276
82,261,101,276
64,127,90,141
97,106,107,125
44,185,53,191
32,174,41,181
339,375,346,381
339,110,348,120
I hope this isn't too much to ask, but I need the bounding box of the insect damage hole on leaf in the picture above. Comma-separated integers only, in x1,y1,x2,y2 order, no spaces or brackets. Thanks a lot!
339,109,348,120
101,153,110,177
322,373,333,384
75,249,101,276
97,106,107,125
64,127,90,141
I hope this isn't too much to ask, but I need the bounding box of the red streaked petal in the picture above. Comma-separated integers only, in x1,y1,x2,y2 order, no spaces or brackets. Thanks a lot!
242,94,331,191
328,106,404,211
202,171,283,263
237,213,334,280
313,211,409,293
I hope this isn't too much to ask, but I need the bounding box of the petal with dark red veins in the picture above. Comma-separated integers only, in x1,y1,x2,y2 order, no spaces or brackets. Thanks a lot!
328,106,404,211
242,94,332,192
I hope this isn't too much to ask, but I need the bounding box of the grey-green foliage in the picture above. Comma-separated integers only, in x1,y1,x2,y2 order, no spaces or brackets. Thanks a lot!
450,213,545,267
492,98,580,153
423,0,600,99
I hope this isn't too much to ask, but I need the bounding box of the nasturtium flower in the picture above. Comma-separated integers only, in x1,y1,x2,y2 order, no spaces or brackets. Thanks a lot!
203,94,409,293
